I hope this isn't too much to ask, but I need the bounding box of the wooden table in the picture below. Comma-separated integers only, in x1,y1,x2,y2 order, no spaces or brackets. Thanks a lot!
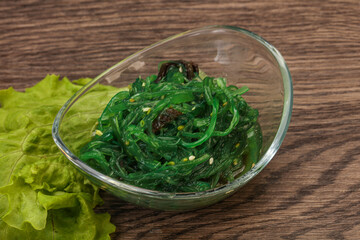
1,1,359,239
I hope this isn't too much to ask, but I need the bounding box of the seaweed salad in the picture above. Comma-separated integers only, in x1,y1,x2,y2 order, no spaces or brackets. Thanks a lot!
80,60,262,192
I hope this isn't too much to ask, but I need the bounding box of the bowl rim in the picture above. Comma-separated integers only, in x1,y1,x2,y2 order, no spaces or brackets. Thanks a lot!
52,25,293,199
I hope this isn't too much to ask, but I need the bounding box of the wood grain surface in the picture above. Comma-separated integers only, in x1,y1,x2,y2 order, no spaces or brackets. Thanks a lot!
1,0,360,239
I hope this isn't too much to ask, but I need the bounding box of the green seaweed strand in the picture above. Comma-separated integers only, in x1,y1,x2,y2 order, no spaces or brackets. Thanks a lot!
79,61,262,192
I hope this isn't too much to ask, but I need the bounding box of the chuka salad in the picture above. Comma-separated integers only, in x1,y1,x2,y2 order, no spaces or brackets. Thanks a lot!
79,60,262,192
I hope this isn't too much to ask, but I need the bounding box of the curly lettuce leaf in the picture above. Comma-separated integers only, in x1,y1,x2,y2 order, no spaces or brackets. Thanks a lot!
0,75,117,239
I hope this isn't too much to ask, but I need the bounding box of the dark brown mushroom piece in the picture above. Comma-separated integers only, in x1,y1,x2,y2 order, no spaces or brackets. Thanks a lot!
155,60,199,83
152,108,183,133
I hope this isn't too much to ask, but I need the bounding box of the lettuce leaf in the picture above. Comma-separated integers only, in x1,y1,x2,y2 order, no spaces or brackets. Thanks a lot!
0,75,116,239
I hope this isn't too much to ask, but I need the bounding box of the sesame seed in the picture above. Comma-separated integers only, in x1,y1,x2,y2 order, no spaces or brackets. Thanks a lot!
233,159,238,165
222,102,228,107
189,155,196,161
182,158,188,162
95,130,103,136
142,82,146,87
192,106,196,110
179,66,183,73
129,98,135,102
209,157,214,165
168,161,175,166
177,125,185,131
252,163,255,168
143,107,151,112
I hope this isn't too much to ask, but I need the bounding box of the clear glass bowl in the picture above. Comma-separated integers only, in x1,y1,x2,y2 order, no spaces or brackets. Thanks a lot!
52,26,292,211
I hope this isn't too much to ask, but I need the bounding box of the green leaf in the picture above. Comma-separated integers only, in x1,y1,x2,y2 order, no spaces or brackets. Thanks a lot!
0,75,116,239
1,177,47,230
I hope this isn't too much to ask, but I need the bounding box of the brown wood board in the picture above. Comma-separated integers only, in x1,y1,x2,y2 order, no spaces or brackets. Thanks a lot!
1,1,360,239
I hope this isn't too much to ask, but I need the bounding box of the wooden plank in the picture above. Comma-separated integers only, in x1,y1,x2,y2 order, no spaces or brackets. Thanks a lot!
1,0,359,239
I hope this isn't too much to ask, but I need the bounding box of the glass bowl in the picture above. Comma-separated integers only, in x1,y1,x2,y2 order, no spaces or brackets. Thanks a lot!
52,25,292,211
